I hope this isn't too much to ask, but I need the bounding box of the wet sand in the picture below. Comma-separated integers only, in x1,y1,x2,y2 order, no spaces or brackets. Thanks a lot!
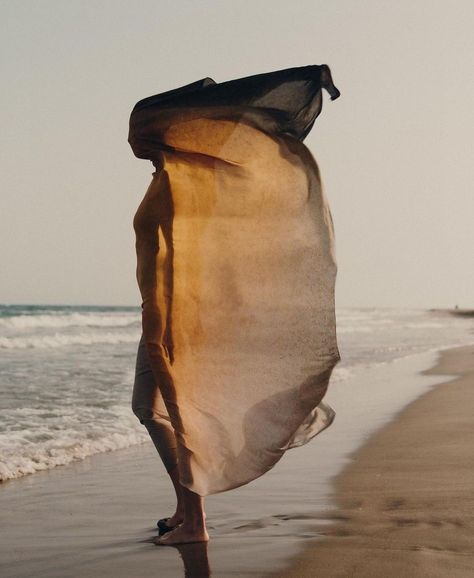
273,345,474,577
1,346,471,577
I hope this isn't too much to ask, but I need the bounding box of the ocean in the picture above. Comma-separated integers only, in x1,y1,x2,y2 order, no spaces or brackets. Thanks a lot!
0,304,472,482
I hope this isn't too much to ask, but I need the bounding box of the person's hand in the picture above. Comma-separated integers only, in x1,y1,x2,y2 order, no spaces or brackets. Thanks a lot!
320,64,341,101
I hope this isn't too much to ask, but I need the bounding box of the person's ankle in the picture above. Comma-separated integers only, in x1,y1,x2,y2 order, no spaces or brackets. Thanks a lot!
182,516,206,531
167,509,184,524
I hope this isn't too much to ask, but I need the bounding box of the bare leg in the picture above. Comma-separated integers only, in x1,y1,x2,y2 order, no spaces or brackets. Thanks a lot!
132,334,185,525
133,173,208,541
155,483,209,545
166,464,185,526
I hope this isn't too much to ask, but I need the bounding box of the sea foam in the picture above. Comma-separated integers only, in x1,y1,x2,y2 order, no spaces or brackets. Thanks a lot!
0,312,139,330
0,331,141,349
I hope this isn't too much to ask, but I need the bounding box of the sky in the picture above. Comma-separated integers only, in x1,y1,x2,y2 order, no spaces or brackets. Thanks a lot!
1,0,473,308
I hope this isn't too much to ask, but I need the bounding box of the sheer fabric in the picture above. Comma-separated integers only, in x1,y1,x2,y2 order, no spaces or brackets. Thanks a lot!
129,64,341,496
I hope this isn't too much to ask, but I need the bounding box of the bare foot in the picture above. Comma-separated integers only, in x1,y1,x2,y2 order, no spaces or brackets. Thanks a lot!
154,524,209,545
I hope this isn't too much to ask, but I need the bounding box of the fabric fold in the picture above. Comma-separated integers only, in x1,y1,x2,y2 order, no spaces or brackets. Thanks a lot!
130,64,340,496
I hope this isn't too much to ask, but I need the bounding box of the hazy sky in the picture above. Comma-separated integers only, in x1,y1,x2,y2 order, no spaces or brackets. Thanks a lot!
1,1,473,308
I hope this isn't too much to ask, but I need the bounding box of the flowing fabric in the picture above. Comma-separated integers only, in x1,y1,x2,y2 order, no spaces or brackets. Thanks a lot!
129,64,341,496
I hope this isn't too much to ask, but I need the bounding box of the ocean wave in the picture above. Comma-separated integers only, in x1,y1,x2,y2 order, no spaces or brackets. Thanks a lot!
0,406,149,482
331,366,353,382
0,430,149,482
405,322,447,329
0,312,140,330
337,326,374,334
0,331,141,349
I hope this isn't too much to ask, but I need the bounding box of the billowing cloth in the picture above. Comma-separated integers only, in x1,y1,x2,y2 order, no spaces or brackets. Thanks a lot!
129,64,341,496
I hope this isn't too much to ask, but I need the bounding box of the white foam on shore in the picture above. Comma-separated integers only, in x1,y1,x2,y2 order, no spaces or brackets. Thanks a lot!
0,312,140,330
0,406,148,482
0,331,141,349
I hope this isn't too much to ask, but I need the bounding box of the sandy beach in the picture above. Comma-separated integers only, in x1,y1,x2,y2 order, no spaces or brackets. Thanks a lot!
1,344,473,577
273,345,474,577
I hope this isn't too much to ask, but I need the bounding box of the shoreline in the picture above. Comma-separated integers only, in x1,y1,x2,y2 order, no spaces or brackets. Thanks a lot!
1,345,472,577
272,344,474,577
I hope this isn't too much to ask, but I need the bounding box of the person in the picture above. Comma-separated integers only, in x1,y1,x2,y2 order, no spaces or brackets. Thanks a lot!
129,64,341,545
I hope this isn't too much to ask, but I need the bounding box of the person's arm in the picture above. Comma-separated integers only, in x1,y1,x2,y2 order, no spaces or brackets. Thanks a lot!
129,64,340,157
132,77,216,113
139,64,338,113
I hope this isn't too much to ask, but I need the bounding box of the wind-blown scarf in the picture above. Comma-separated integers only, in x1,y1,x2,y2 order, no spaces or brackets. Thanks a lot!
129,64,340,495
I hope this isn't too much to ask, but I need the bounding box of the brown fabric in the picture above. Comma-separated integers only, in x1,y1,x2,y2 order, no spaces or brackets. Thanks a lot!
129,64,341,496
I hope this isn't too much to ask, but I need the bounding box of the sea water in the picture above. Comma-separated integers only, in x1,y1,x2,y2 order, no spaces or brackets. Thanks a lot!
0,304,472,482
